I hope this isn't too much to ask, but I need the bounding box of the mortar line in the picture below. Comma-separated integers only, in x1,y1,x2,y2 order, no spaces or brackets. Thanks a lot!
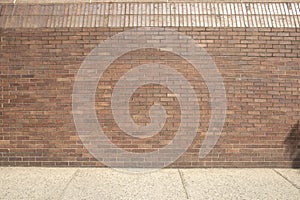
178,169,189,199
273,169,300,191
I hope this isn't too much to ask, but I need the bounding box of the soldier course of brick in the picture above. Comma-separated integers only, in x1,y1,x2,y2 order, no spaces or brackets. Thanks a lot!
0,1,299,168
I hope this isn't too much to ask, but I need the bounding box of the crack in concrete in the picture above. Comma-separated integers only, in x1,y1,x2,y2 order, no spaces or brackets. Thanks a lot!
58,169,80,200
178,169,189,199
273,169,300,191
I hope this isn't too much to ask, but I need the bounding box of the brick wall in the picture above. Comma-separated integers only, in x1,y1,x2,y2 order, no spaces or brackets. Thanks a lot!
1,26,299,168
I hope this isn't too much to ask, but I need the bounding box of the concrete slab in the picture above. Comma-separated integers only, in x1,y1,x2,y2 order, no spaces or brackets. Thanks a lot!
61,168,186,200
0,167,299,200
0,167,78,200
181,169,300,200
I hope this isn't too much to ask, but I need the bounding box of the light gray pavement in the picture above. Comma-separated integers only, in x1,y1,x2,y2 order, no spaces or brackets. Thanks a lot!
0,167,299,200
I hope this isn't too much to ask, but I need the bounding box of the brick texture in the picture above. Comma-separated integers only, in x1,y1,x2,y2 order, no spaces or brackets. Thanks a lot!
1,27,299,168
1,3,299,28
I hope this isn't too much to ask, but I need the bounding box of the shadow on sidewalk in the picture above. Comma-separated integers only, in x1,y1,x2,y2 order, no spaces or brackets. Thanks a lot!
284,120,300,168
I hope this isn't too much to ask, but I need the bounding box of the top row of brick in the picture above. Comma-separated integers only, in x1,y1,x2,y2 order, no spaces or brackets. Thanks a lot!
1,0,299,4
0,2,299,28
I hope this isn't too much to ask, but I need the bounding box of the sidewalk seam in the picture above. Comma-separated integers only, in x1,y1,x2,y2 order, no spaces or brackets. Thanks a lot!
273,169,300,191
178,169,189,199
58,169,80,200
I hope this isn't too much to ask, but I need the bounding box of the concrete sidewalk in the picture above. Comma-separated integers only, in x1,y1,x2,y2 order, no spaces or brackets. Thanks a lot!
0,168,299,200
